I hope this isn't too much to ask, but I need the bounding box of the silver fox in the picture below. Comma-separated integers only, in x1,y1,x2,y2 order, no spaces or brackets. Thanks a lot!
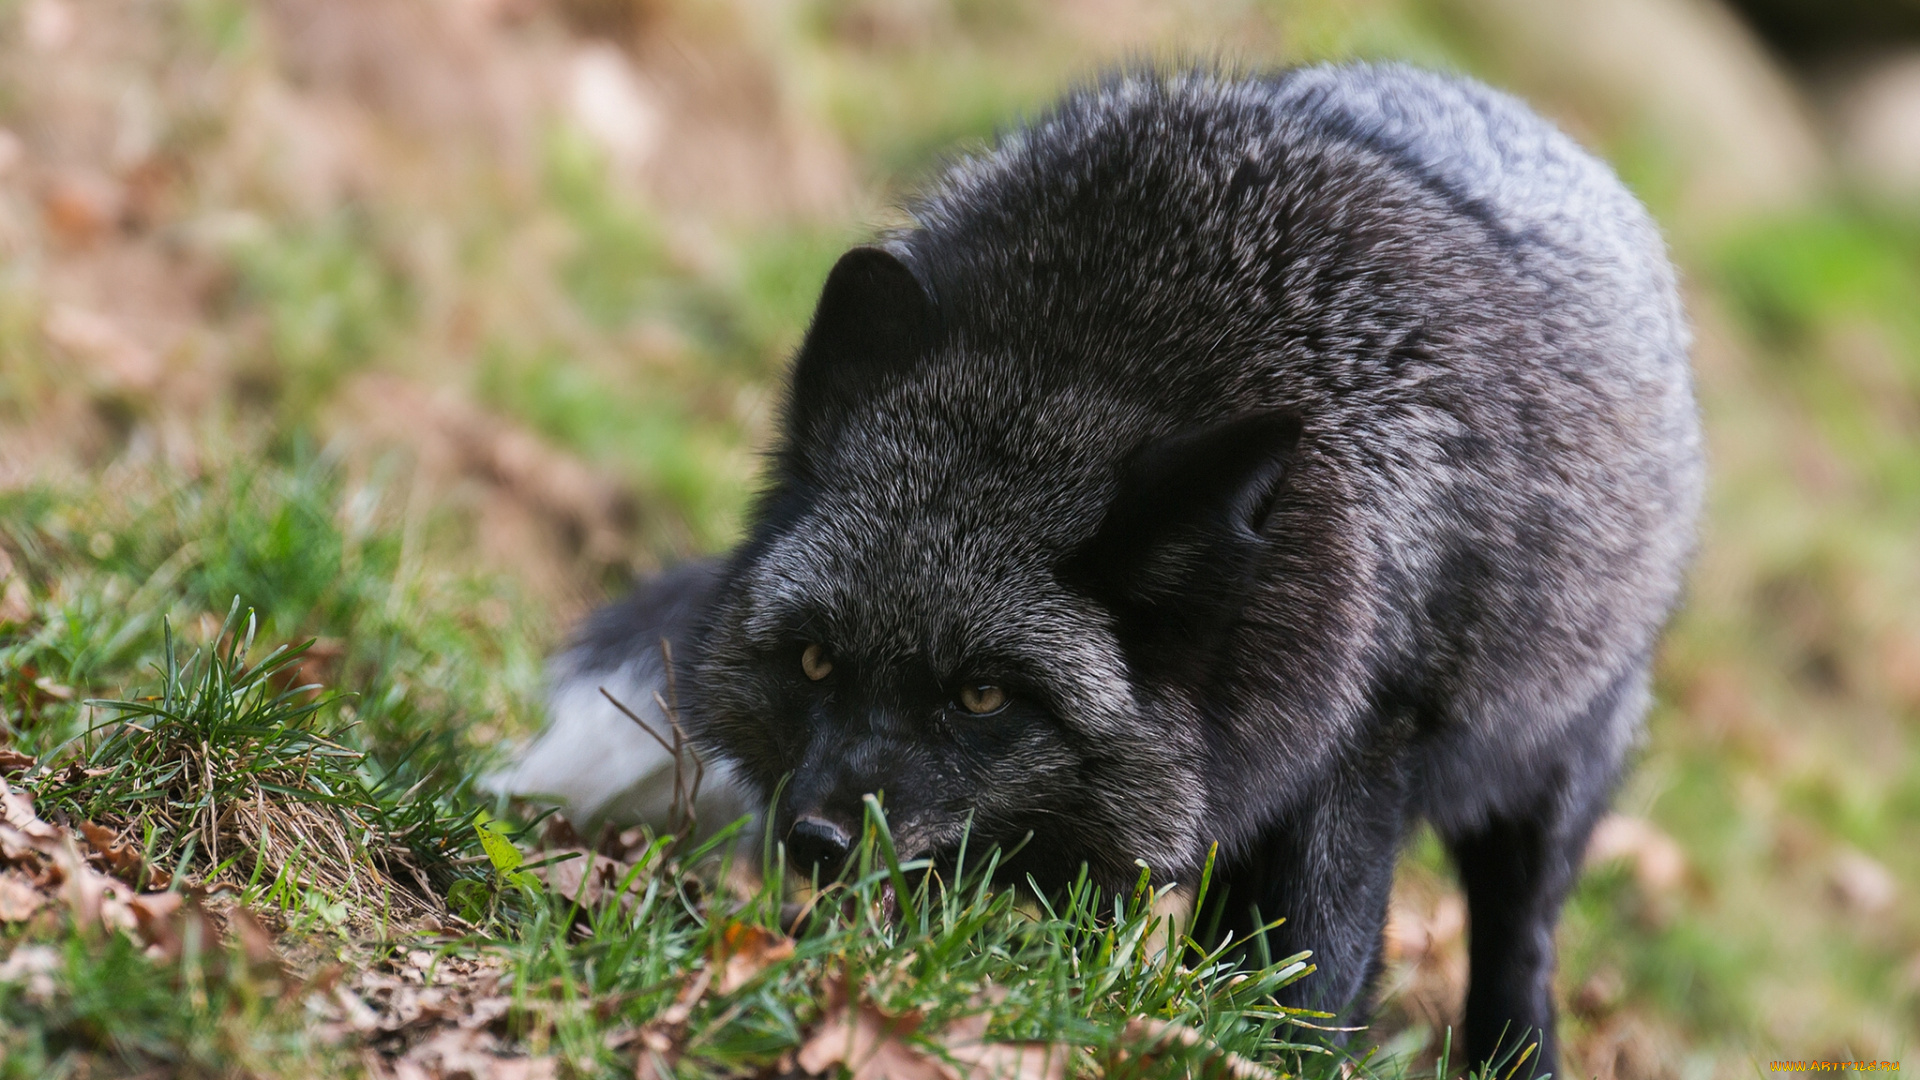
506,63,1703,1074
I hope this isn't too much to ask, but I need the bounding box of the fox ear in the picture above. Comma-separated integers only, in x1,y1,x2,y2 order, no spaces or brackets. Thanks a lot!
1064,410,1304,615
788,246,938,431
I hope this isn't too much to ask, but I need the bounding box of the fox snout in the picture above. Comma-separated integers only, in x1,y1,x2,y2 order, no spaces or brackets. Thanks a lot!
778,730,894,880
778,723,958,880
784,814,855,878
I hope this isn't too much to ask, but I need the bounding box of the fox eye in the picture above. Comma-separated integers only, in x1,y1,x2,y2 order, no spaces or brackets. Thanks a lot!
801,643,834,681
957,684,1007,715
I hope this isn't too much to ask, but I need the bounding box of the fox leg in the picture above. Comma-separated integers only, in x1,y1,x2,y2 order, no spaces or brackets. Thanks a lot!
1443,662,1648,1079
1204,744,1411,1029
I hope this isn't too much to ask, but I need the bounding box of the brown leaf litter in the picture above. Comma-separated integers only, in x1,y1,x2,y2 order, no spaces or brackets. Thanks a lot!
1584,813,1692,927
601,917,795,1077
1584,815,1688,897
619,965,711,1080
1377,889,1467,1037
796,974,1070,1080
374,1029,558,1080
529,845,639,911
521,813,676,915
0,780,273,971
714,920,796,995
1112,1017,1280,1080
0,756,1267,1080
605,937,1073,1080
321,947,557,1080
307,815,658,1075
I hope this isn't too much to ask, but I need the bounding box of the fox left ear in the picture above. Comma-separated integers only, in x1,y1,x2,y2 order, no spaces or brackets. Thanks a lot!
1063,410,1304,616
786,246,939,437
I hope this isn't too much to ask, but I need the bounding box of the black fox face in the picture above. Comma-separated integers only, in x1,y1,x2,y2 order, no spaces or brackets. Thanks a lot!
693,460,1190,887
706,622,1107,884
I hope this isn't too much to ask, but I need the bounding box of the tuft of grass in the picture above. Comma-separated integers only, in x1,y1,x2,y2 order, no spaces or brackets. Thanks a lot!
29,602,470,925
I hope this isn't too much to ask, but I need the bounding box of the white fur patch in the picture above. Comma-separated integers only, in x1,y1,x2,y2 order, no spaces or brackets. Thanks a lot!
484,651,756,837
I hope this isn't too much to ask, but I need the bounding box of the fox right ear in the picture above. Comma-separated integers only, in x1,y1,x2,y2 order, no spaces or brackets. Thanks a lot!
787,246,939,432
1063,410,1304,616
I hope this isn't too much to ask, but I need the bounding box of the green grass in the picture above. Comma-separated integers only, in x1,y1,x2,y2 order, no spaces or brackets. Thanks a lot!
1,457,545,767
547,130,676,332
466,812,1352,1079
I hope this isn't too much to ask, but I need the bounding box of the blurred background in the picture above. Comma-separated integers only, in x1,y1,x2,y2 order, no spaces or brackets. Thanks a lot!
0,0,1916,1074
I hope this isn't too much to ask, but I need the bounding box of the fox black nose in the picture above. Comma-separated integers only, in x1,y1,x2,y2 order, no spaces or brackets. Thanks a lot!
786,815,853,878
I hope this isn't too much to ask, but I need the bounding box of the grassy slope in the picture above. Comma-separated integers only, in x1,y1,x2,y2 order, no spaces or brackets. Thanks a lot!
0,0,1916,1075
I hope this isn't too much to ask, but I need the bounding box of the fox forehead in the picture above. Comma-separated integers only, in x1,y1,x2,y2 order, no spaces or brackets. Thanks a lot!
741,508,1065,658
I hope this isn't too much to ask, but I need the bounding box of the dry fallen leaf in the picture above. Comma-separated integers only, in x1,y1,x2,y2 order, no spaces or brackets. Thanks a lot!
1571,966,1627,1019
532,847,637,910
1119,1017,1279,1080
125,890,183,939
0,786,198,949
1830,849,1896,915
56,762,107,786
388,985,455,1029
398,1027,557,1080
1584,814,1687,896
0,749,35,777
80,822,146,880
937,1013,1067,1080
795,978,1073,1080
714,920,795,995
127,890,227,963
945,1040,1067,1080
40,172,121,245
0,871,43,921
2,788,59,841
0,943,59,1004
461,994,513,1031
633,1046,671,1080
53,835,141,934
227,902,285,973
657,966,712,1028
336,986,385,1033
0,577,30,627
627,1022,683,1080
1382,891,1465,970
42,304,160,391
798,993,951,1080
